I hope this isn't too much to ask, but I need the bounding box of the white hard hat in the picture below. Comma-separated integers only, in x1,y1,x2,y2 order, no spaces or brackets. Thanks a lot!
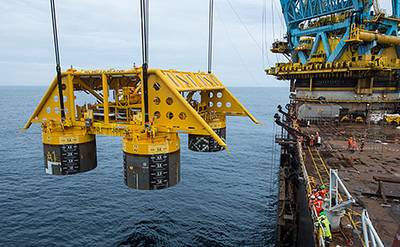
310,195,315,199
317,196,322,200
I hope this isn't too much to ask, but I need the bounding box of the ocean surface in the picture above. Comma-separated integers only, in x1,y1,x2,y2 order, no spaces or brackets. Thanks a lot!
0,86,288,247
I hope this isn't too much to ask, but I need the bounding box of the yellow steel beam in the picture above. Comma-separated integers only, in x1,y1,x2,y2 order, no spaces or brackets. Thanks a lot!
154,69,227,148
158,70,225,91
24,77,58,129
76,79,104,103
222,88,260,124
102,73,110,124
25,67,258,152
67,74,76,124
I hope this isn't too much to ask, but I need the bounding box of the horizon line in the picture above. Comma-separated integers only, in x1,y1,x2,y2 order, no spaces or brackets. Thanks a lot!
0,84,289,88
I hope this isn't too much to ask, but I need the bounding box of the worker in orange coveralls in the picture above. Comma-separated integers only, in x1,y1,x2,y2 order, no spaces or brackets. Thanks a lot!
347,137,353,150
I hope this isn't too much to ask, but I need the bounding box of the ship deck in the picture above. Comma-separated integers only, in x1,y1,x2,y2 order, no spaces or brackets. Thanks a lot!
300,122,400,246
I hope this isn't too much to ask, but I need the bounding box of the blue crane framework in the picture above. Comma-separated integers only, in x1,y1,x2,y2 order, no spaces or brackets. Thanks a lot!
268,0,400,108
280,0,399,63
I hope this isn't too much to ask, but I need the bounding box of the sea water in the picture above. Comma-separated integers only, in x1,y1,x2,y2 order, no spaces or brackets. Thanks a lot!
0,86,287,246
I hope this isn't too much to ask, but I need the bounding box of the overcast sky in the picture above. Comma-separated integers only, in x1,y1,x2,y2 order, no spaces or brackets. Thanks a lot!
0,0,393,87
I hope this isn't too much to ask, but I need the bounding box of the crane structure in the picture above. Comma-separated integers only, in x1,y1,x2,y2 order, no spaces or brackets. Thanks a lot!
268,0,400,117
24,68,258,190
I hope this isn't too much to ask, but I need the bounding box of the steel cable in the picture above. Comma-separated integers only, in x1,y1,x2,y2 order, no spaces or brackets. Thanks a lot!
208,0,214,73
49,0,66,120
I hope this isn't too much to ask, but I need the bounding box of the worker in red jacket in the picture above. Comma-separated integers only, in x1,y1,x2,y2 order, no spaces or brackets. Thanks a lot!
314,196,324,216
318,185,328,198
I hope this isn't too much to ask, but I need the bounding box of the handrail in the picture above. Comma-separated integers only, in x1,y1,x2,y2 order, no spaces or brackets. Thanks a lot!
329,169,355,211
361,210,384,247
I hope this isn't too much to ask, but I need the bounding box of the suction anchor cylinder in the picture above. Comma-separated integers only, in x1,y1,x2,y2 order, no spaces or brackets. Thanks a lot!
122,133,180,190
188,118,226,152
42,129,97,175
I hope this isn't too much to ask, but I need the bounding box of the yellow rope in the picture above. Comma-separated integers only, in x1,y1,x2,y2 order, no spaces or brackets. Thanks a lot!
316,149,330,175
307,146,325,185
